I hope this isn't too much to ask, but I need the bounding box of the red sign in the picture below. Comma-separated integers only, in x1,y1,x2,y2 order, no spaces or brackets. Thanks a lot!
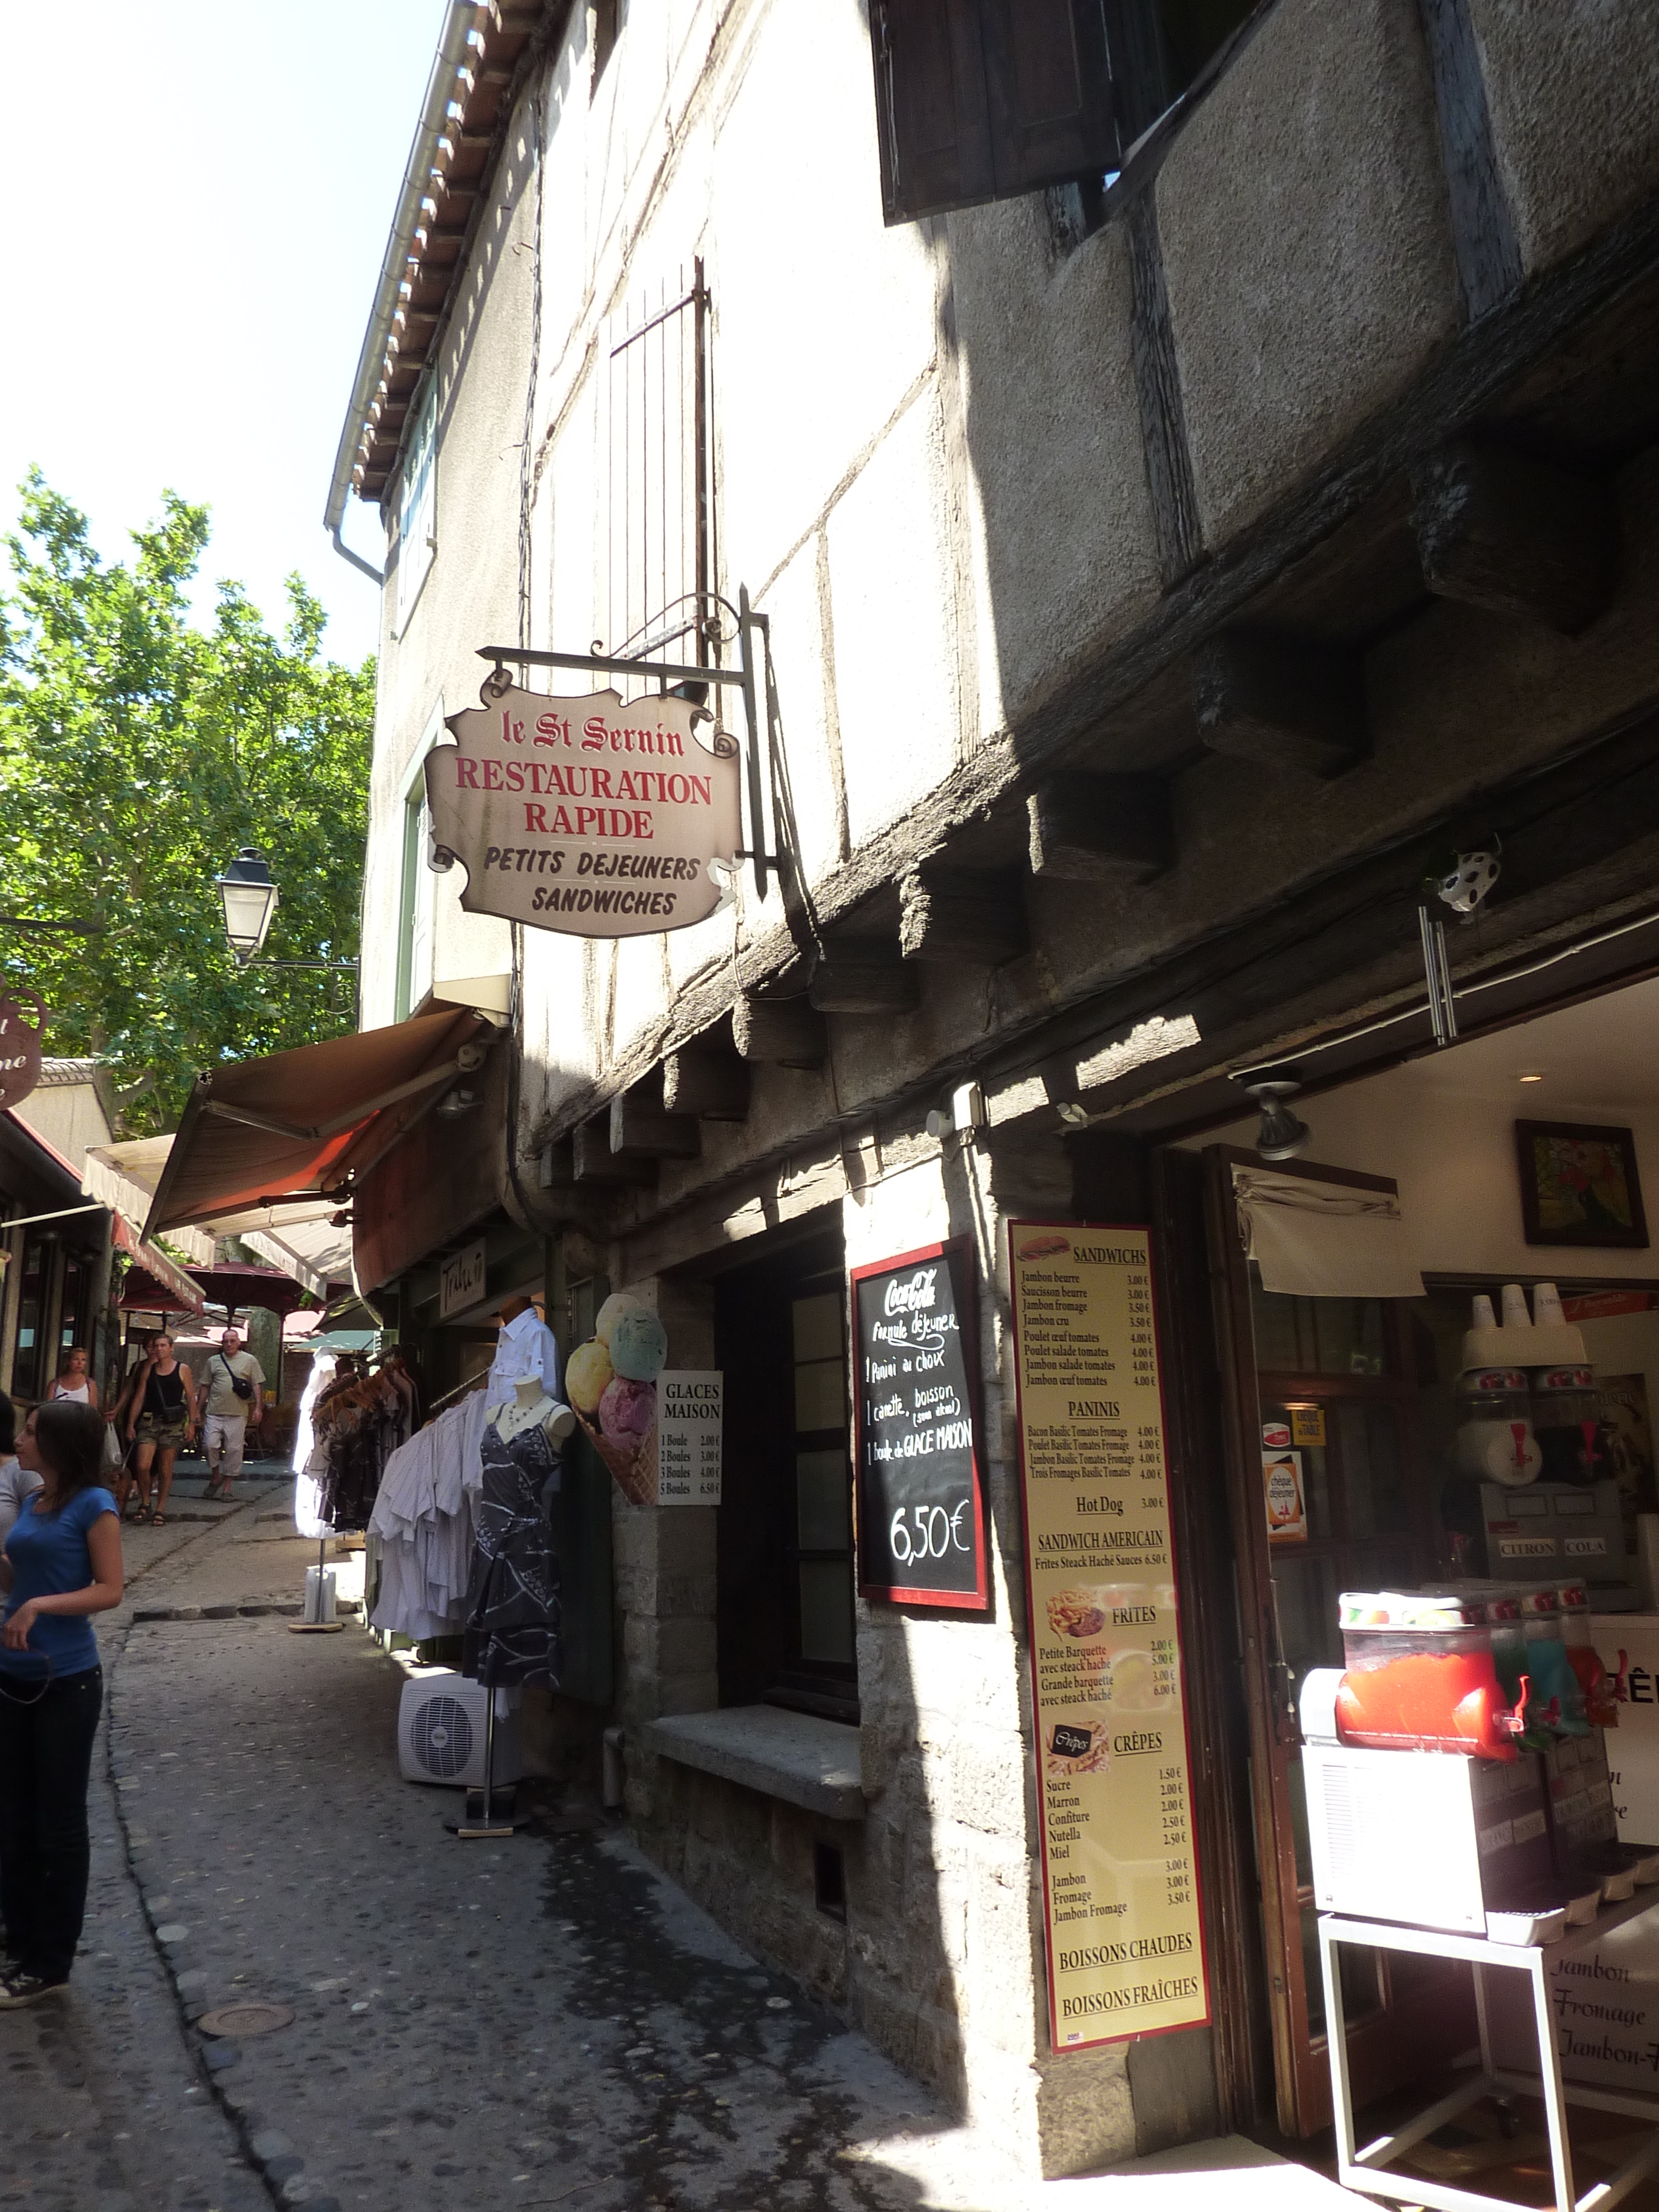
0,988,45,1111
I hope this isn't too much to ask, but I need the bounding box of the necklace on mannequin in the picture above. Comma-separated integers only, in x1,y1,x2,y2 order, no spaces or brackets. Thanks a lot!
490,1373,576,1445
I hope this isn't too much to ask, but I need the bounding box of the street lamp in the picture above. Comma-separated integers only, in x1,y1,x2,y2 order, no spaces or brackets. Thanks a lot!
213,847,358,973
216,848,279,966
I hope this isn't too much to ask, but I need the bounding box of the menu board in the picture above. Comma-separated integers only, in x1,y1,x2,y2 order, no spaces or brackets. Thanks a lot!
657,1372,723,1506
1008,1221,1208,2051
850,1238,989,1609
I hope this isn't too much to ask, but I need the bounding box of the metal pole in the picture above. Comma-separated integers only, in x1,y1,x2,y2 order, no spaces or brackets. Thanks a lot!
738,587,768,902
480,1694,497,1828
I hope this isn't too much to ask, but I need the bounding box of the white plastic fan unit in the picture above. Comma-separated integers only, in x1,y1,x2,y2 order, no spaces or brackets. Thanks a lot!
395,1670,524,1789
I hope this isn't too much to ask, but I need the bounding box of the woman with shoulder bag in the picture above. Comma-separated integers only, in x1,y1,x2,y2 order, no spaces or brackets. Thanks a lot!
124,1334,195,1527
0,1401,122,2006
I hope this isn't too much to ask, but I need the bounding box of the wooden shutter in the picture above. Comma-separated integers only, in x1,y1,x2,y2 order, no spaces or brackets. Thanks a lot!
979,0,1118,192
870,0,1119,226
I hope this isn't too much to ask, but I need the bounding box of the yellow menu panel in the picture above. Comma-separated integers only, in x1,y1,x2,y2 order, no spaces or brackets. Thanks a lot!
1009,1222,1208,2051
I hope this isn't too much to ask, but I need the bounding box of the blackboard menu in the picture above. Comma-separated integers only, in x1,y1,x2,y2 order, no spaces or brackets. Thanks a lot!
851,1236,989,1609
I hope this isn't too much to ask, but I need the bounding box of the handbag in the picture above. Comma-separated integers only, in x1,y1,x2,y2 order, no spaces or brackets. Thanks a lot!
216,1353,255,1404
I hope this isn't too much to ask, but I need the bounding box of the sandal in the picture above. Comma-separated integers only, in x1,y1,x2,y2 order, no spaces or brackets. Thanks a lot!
150,1510,166,1527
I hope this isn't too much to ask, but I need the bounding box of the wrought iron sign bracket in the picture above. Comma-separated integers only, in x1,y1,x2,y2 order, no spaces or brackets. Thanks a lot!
478,582,785,902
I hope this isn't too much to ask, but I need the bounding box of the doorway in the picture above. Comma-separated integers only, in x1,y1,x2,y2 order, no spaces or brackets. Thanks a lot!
1197,970,1659,2136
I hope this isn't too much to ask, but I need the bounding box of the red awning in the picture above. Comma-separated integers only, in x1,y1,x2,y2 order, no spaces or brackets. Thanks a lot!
119,1267,202,1315
186,1262,307,1319
111,1212,206,1315
144,1010,492,1238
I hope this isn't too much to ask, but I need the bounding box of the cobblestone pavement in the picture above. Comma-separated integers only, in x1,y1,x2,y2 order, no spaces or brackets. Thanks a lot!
0,1492,1346,2212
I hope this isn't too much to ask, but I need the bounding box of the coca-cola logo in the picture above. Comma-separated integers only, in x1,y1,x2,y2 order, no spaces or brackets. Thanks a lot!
883,1267,938,1318
0,988,45,1111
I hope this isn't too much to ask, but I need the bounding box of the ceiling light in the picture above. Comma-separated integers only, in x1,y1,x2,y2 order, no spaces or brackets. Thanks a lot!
1245,1078,1310,1162
1518,1073,1544,1084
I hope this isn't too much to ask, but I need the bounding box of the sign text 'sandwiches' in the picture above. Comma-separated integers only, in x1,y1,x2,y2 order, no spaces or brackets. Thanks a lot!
1009,1222,1209,2051
427,685,742,937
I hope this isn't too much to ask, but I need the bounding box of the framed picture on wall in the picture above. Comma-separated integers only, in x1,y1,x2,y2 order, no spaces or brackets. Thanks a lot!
1515,1119,1650,1249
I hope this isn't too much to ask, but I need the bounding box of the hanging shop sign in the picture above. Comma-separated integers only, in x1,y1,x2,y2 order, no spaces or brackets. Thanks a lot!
850,1238,989,1609
427,685,742,938
565,1291,722,1508
0,987,46,1111
440,1237,488,1319
1008,1222,1209,2051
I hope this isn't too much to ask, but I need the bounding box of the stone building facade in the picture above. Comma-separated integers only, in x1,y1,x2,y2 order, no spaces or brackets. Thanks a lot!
325,0,1659,2174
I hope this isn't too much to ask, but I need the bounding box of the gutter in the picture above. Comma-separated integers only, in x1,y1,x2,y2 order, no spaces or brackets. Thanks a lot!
323,0,486,584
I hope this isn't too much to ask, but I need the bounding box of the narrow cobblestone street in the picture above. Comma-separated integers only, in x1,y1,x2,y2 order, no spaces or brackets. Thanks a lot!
0,1484,1346,2212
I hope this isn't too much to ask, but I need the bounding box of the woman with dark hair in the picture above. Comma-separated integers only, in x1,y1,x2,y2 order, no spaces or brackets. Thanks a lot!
0,1400,122,2007
0,1392,42,1546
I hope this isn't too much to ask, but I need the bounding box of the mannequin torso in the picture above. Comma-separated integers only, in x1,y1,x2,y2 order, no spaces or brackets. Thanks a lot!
489,1375,576,1446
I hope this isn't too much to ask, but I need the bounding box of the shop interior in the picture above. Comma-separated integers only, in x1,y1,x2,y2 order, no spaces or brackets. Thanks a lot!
1201,972,1659,2190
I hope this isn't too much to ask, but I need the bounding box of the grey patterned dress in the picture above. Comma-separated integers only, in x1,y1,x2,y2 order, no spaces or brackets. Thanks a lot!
461,1415,561,1689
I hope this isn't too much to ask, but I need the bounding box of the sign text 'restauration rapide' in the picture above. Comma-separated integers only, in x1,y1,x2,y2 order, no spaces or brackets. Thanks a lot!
427,684,742,938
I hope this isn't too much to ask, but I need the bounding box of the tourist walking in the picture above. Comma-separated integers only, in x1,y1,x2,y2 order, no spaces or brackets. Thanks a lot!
125,1333,195,1526
199,1327,264,1502
0,1400,122,2007
49,1347,99,1410
0,1393,42,1544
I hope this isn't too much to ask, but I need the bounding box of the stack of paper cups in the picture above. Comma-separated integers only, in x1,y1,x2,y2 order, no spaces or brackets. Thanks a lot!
1502,1282,1532,1330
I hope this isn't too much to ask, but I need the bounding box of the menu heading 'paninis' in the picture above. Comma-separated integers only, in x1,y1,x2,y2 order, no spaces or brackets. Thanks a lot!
427,683,742,938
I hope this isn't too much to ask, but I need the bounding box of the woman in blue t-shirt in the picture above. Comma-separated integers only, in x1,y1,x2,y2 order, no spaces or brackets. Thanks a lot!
0,1400,122,2008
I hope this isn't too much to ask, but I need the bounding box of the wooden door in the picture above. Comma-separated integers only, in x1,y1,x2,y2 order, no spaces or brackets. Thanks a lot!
1204,1147,1476,2136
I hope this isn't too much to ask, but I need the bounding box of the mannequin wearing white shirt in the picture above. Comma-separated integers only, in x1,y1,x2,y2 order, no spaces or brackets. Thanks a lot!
485,1296,561,1406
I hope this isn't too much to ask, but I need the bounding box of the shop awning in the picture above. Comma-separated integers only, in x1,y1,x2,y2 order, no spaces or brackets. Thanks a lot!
186,1261,308,1319
144,1010,491,1239
110,1213,206,1315
1232,1165,1424,1300
85,1140,217,1267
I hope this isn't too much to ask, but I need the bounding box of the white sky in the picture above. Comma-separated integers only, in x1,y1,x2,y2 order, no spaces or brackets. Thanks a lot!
1,1,444,670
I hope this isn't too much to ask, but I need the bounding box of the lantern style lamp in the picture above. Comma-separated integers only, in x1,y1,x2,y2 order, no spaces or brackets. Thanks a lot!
216,848,280,966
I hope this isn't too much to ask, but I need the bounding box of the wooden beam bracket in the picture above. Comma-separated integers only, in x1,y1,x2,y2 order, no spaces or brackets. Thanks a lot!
663,1045,752,1121
899,866,1028,965
1191,628,1369,779
1411,438,1619,635
1027,773,1175,883
609,1093,700,1159
572,1119,657,1185
731,993,827,1068
807,943,920,1016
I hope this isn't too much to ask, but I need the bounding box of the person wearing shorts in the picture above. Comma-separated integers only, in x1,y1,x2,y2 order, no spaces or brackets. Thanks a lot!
124,1335,195,1527
198,1330,264,1503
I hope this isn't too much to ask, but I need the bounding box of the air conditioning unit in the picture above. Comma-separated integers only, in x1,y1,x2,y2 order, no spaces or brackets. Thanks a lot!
397,1669,524,1790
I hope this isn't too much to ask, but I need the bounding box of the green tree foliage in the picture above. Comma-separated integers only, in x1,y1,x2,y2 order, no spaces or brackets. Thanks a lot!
0,474,372,1133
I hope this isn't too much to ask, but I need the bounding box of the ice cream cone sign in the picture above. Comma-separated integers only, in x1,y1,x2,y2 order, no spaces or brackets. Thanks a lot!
567,1293,668,1507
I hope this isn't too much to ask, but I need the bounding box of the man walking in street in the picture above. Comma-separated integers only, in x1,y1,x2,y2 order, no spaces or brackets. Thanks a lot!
198,1327,264,1502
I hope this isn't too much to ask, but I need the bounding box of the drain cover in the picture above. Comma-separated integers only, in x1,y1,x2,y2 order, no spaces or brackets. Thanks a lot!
196,2001,295,2039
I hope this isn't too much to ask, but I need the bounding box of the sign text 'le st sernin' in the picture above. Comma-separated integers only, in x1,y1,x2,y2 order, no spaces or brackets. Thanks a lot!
427,685,742,938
